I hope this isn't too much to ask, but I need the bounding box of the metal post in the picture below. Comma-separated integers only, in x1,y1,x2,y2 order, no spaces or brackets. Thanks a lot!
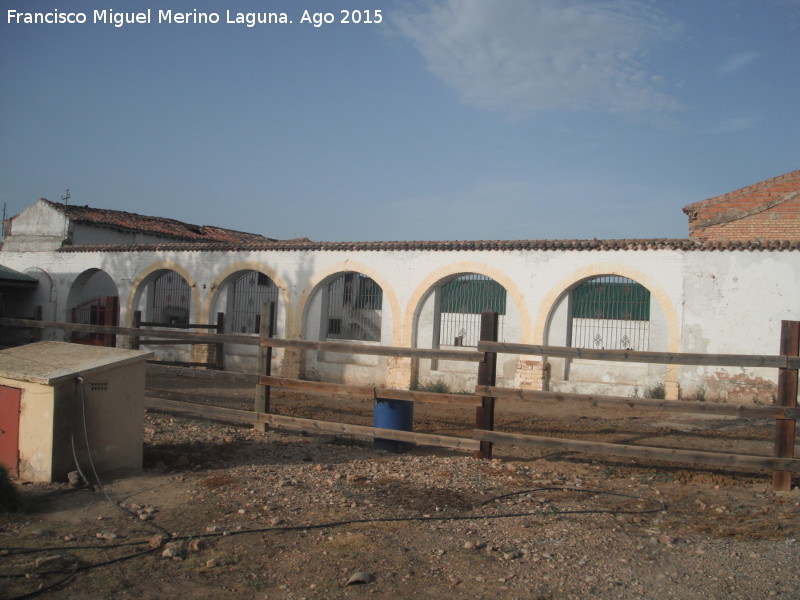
773,320,799,491
475,311,498,459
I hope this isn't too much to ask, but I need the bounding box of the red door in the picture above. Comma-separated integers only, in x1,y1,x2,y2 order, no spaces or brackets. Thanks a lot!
0,386,21,477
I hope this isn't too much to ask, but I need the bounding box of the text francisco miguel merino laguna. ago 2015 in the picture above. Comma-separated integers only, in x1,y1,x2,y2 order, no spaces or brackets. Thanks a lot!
6,8,385,28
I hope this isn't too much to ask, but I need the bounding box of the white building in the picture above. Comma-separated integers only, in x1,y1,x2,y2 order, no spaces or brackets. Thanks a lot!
2,171,799,404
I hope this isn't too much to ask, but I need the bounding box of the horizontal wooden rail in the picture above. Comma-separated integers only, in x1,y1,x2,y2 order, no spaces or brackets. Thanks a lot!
476,385,800,420
478,341,800,370
139,321,219,329
147,364,258,383
0,317,258,345
260,376,374,398
137,339,217,346
376,388,482,407
144,397,479,451
260,376,483,406
260,337,484,362
474,429,800,473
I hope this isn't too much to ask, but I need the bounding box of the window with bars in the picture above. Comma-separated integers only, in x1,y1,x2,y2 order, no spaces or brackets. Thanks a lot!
325,272,383,341
152,271,190,325
229,271,279,334
570,275,650,351
438,274,506,347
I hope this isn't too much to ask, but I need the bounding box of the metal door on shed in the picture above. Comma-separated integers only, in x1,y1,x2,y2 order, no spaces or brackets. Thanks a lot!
0,386,21,476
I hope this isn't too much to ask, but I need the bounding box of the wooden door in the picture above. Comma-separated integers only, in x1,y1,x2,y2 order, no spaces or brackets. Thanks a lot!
0,386,21,476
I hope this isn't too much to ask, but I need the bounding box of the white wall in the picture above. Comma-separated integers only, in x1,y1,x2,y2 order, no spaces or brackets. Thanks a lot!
0,244,797,403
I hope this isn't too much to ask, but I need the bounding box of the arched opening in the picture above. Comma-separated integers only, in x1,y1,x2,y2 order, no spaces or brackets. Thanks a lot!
413,272,514,391
544,273,668,396
569,275,651,351
208,269,282,372
66,269,119,346
299,270,388,384
150,270,191,326
130,268,194,364
324,272,383,342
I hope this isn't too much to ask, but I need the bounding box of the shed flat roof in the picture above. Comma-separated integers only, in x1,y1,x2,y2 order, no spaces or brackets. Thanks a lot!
0,342,152,384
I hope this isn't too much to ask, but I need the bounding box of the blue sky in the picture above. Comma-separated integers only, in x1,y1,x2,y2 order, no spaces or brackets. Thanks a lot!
1,0,798,241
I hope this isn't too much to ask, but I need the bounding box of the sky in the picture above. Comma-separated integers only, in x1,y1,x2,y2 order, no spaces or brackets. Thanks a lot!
1,0,799,242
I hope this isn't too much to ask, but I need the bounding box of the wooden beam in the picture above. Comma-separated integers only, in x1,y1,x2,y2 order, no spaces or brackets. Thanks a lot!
259,337,484,362
258,376,482,406
143,397,479,451
773,320,800,491
145,397,258,424
474,429,800,473
478,340,800,369
259,376,375,398
258,413,480,451
0,317,259,346
476,385,800,419
475,311,498,460
375,388,482,407
146,364,258,383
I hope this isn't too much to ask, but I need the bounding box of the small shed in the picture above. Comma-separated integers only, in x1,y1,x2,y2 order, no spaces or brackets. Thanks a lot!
0,342,152,482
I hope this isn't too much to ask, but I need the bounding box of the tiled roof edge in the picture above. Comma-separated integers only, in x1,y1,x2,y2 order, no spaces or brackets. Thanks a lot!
56,238,800,253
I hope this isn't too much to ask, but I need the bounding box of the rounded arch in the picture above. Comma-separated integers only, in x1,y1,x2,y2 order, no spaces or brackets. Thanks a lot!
66,268,118,310
206,262,291,336
296,261,401,344
66,269,119,345
535,263,680,399
126,261,200,326
535,263,679,350
404,262,530,347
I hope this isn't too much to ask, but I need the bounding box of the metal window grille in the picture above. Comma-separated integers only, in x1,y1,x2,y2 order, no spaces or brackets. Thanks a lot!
229,271,279,334
438,274,506,347
326,272,382,341
152,271,190,325
570,275,650,351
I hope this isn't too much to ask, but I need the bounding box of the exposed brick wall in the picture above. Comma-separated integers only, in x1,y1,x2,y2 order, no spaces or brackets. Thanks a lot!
683,170,800,241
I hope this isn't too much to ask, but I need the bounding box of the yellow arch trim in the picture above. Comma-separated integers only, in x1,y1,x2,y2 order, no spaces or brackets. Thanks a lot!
402,262,531,347
125,261,200,326
533,263,681,399
204,262,292,333
294,261,402,344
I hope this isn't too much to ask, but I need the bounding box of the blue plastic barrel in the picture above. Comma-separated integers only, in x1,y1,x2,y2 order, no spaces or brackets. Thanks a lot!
373,398,414,452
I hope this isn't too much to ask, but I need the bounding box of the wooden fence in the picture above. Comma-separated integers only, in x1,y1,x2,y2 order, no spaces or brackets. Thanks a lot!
1,315,798,490
131,310,226,369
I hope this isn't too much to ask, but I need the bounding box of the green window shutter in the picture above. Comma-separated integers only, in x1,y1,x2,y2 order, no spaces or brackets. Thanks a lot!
572,279,650,321
440,277,507,315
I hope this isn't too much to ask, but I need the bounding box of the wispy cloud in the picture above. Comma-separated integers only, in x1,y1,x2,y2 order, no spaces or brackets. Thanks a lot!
395,0,682,118
718,51,760,77
708,115,762,134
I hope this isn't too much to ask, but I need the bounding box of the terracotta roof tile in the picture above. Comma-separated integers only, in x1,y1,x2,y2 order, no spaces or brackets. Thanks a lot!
44,199,274,244
58,238,800,254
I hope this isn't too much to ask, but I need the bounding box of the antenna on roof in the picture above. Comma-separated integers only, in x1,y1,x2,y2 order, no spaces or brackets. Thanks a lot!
61,188,71,208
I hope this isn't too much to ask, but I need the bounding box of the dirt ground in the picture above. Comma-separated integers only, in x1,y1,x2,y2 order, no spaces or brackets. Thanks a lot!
1,372,799,600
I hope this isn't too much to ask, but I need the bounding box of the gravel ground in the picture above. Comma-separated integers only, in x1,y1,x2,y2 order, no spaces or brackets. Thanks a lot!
1,377,799,599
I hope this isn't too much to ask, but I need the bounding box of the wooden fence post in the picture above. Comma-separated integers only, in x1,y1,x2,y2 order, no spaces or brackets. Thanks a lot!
131,310,141,350
773,320,799,492
104,296,118,347
33,305,43,342
254,301,276,433
475,311,498,459
214,312,225,370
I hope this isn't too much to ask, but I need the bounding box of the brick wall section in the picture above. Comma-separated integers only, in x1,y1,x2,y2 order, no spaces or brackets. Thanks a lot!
683,170,800,241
